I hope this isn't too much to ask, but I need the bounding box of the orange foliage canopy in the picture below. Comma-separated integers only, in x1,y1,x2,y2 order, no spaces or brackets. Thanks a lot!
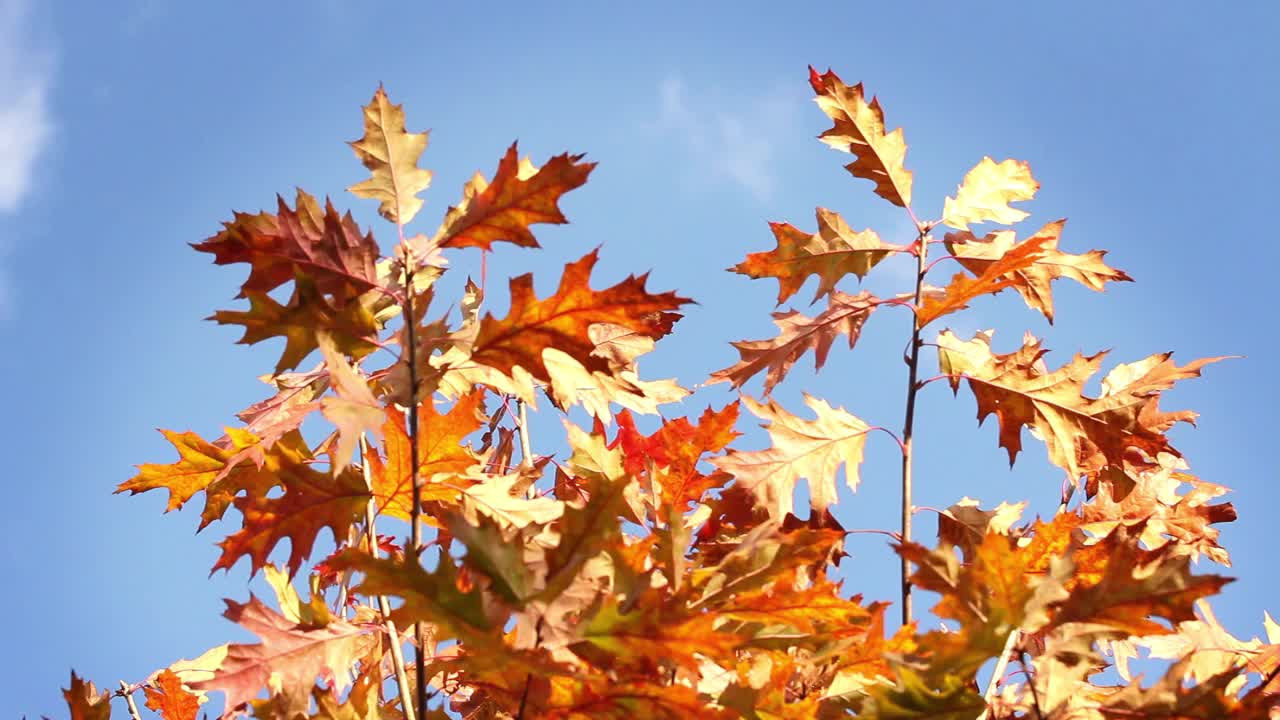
78,70,1274,720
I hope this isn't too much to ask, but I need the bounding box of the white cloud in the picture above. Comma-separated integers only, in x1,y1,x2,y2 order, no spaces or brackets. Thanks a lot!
0,0,53,320
0,0,53,214
652,75,794,202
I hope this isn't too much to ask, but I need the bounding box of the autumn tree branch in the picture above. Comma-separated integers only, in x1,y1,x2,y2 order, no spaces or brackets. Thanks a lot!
899,222,929,626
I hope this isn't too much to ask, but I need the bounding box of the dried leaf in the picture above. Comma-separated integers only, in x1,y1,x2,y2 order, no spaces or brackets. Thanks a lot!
712,289,878,394
436,143,594,250
711,394,869,519
809,67,913,208
348,86,433,225
941,157,1038,230
732,208,899,304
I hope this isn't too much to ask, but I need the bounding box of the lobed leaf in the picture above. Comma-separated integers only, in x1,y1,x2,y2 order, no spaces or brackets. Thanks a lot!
941,156,1038,231
710,394,869,519
731,208,899,304
348,86,433,226
711,289,878,394
809,66,914,208
436,143,594,250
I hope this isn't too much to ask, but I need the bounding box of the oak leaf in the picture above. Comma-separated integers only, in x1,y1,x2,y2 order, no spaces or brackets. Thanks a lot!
211,274,379,374
937,329,1224,479
941,157,1038,230
367,391,484,521
731,208,899,304
188,596,375,717
577,596,741,671
192,189,380,301
436,143,594,250
465,249,689,382
609,402,740,512
118,429,232,513
809,66,913,208
232,365,329,460
711,289,879,394
348,86,433,225
315,330,382,474
1082,461,1236,565
1049,522,1232,637
328,550,507,658
143,670,201,720
944,219,1132,322
212,461,369,577
915,230,1053,327
710,394,869,519
63,672,112,720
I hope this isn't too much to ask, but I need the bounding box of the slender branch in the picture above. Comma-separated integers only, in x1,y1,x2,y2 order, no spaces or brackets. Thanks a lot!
977,630,1021,720
359,435,416,720
515,397,538,499
515,617,545,720
1020,651,1044,720
516,398,534,471
117,681,143,720
398,231,428,720
899,225,929,626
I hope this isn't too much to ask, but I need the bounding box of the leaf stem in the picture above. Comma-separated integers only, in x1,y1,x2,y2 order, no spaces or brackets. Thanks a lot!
359,435,416,720
899,225,928,626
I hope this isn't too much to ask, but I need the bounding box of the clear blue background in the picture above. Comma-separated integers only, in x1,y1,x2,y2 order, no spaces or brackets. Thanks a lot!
3,1,1276,716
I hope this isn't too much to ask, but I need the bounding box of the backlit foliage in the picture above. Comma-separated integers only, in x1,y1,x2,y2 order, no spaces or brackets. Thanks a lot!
64,74,1276,719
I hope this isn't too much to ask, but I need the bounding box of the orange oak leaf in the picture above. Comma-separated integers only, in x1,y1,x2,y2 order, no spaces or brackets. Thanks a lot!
541,322,690,423
577,596,742,671
465,249,690,382
188,596,376,717
63,672,111,720
711,289,879,394
118,429,232,513
809,66,913,208
316,330,382,474
143,670,200,720
192,189,380,301
731,208,900,304
212,461,369,577
937,329,1225,480
118,427,337,540
941,157,1039,230
935,496,1028,560
368,390,484,521
1082,462,1236,565
1050,523,1232,636
610,402,740,511
710,394,869,519
211,274,379,374
944,219,1132,323
719,576,879,638
436,142,595,250
347,86,433,225
327,549,507,658
543,679,738,720
915,230,1053,327
231,364,329,459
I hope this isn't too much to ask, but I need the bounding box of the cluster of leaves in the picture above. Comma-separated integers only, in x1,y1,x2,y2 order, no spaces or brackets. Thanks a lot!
61,70,1279,720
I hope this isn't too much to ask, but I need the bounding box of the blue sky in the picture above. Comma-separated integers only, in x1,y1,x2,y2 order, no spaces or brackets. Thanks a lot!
3,1,1278,716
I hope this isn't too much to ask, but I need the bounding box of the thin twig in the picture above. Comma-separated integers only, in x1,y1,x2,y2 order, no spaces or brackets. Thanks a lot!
399,234,428,720
1020,650,1044,720
117,681,143,720
359,435,416,720
899,224,929,626
977,630,1021,720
